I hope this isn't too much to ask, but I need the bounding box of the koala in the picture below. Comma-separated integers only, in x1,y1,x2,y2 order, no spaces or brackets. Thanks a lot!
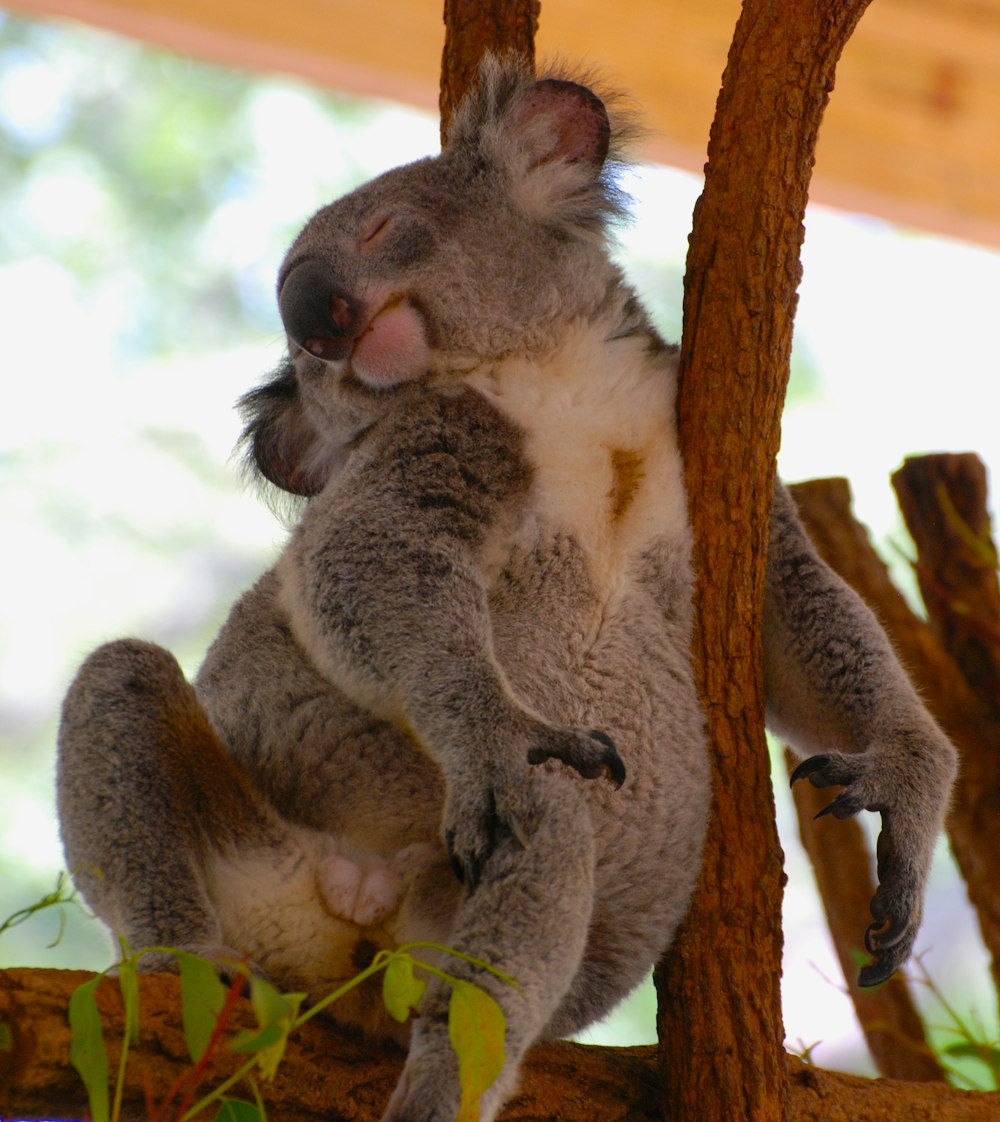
57,58,957,1122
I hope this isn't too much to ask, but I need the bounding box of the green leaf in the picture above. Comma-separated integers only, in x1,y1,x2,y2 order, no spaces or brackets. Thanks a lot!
228,975,305,1081
212,1097,264,1122
382,953,426,1023
175,950,228,1062
68,975,110,1122
116,954,141,1047
448,981,506,1122
229,1024,284,1054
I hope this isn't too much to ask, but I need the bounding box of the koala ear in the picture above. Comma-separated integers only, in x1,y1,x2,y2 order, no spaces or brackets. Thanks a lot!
448,57,627,231
511,79,611,170
239,364,330,497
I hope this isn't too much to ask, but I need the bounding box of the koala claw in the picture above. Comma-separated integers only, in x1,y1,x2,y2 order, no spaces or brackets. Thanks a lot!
792,751,923,987
527,728,625,788
789,753,879,819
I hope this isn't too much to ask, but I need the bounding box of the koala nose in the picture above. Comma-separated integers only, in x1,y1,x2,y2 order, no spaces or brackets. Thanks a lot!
278,259,364,362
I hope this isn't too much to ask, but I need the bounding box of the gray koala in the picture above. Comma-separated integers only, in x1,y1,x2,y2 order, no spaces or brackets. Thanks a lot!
57,58,957,1122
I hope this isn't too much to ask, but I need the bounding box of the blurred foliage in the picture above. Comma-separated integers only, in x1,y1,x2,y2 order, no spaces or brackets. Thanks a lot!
0,8,439,974
0,9,385,355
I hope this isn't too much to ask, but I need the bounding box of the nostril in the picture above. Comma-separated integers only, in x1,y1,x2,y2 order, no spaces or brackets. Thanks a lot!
278,259,362,361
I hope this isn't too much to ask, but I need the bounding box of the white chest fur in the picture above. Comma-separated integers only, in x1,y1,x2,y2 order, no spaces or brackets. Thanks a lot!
464,322,689,589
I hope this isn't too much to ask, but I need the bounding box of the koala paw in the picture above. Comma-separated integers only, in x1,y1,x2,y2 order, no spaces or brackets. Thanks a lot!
790,751,920,987
527,728,625,787
442,784,507,892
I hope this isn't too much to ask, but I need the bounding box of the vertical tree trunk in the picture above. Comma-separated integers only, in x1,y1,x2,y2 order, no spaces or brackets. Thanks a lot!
658,2,873,1119
439,0,540,141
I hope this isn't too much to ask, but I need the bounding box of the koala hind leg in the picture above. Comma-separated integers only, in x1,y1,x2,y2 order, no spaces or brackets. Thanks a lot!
57,638,284,969
382,775,595,1122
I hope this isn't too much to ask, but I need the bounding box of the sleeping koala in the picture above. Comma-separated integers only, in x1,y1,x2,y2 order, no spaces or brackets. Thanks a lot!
57,57,956,1122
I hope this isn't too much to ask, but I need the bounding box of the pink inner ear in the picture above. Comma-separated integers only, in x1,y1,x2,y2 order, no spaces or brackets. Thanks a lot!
519,80,611,168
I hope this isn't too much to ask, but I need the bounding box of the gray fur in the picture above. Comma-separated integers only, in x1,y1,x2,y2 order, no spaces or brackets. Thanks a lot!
57,57,956,1122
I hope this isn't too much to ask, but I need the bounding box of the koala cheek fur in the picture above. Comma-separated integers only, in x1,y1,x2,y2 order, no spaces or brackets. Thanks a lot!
56,54,956,1122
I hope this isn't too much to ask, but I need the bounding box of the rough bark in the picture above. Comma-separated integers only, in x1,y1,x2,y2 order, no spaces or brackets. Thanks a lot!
891,454,1000,997
785,747,945,1082
439,0,539,141
3,969,998,1122
893,454,1000,708
657,3,874,1120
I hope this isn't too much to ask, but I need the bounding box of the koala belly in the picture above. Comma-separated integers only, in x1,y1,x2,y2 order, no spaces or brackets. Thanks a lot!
470,339,710,976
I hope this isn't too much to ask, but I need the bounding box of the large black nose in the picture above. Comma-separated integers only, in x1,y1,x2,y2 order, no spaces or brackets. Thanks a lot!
278,259,364,361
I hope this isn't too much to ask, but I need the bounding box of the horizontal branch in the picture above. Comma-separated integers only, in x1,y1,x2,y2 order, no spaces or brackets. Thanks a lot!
1,968,996,1121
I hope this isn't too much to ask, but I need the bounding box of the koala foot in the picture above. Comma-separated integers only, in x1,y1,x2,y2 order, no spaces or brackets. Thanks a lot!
443,727,622,892
319,854,404,928
527,728,625,786
790,752,920,987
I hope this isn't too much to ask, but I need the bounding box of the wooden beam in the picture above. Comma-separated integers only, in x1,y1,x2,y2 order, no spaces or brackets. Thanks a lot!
8,0,1000,245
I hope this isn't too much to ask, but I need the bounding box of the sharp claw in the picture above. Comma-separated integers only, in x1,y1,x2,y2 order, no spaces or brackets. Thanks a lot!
445,830,465,885
858,957,896,988
865,915,909,953
465,856,481,893
814,791,852,820
588,730,626,788
789,754,831,787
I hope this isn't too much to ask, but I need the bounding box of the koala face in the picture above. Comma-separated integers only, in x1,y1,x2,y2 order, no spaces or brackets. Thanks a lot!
277,151,619,390
244,61,635,497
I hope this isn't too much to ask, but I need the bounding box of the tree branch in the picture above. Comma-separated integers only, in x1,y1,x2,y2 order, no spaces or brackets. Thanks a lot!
892,454,1000,999
438,0,539,140
3,969,997,1122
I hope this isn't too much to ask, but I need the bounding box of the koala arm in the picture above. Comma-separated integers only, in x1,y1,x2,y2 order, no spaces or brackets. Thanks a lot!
763,481,957,985
278,387,622,886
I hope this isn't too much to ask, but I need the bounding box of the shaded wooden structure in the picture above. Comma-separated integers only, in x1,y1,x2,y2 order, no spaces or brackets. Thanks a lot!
10,0,1000,245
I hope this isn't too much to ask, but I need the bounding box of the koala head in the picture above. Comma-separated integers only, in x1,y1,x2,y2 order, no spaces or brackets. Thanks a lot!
242,57,638,497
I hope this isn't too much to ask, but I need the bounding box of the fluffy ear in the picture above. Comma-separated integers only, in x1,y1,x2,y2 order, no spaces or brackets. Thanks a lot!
239,363,330,497
510,78,611,169
446,55,632,231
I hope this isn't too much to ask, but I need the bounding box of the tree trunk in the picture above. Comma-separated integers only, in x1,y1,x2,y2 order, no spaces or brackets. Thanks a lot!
657,3,873,1119
439,0,539,140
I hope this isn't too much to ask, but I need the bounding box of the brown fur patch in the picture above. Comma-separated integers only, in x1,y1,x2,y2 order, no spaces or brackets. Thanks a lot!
608,448,645,523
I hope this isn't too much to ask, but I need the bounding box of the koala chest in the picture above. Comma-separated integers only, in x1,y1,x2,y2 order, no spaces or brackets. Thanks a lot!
465,332,688,590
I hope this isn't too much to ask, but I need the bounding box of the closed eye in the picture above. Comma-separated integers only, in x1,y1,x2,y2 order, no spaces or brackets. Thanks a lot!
359,213,394,247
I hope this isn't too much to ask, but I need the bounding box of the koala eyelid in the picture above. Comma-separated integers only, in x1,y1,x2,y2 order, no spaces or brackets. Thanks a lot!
359,214,395,248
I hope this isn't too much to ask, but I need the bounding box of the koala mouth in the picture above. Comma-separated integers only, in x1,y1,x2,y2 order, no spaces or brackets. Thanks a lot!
278,256,429,388
348,294,429,389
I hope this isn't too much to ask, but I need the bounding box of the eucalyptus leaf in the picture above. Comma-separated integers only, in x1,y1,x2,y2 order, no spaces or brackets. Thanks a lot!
212,1097,264,1122
383,953,426,1023
175,950,228,1062
448,980,506,1122
68,975,109,1122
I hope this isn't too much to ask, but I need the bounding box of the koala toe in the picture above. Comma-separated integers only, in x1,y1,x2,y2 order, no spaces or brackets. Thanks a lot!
527,727,625,787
